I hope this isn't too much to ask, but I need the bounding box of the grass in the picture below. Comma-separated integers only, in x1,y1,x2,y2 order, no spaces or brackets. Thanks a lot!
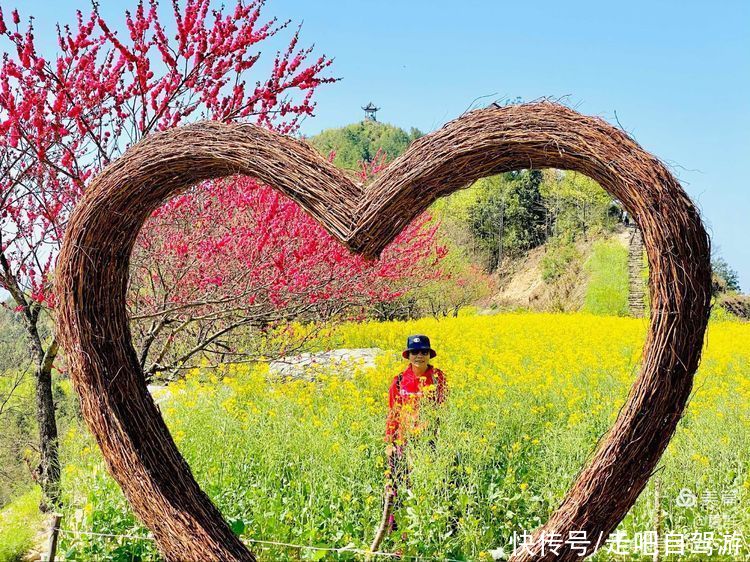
583,239,629,316
46,312,750,561
0,488,43,562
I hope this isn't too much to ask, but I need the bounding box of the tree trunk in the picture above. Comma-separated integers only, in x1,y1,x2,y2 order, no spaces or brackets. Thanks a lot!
1,251,62,509
628,224,646,317
34,339,61,510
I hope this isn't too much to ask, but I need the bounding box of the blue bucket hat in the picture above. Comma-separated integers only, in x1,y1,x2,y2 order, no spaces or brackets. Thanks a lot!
402,334,436,359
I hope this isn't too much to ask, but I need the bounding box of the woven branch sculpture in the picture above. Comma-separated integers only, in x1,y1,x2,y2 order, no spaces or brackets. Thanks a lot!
55,102,711,562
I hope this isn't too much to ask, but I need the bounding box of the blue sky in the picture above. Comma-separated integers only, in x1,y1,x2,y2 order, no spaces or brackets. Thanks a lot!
16,0,750,291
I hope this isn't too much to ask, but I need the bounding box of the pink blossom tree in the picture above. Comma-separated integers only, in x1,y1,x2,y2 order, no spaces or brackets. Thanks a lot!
0,0,337,507
129,153,445,379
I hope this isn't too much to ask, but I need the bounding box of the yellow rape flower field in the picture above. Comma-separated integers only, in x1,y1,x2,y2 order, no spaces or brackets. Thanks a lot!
58,312,750,561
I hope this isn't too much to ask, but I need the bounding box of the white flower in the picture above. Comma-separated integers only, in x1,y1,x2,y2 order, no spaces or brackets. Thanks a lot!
489,546,508,560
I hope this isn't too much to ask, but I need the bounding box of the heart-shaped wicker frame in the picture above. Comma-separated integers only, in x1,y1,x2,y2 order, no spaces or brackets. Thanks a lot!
55,102,711,562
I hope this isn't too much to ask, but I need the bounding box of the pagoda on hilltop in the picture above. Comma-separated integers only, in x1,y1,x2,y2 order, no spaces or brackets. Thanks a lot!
362,102,380,122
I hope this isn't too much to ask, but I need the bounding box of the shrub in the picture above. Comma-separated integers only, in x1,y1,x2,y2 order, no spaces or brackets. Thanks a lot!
541,238,581,283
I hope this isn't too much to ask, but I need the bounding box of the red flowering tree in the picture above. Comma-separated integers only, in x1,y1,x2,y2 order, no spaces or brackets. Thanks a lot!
0,0,337,507
129,152,446,379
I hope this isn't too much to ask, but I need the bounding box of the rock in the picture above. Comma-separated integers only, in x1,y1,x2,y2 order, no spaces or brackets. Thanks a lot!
268,348,383,381
147,384,171,404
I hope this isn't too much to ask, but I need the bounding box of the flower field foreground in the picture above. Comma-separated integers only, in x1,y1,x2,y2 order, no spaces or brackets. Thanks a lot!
58,312,749,561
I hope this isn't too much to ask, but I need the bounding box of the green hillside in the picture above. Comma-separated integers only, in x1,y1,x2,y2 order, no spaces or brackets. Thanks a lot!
308,121,637,316
307,120,423,169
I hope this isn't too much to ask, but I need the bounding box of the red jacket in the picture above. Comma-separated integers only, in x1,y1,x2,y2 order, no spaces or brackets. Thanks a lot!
385,364,446,443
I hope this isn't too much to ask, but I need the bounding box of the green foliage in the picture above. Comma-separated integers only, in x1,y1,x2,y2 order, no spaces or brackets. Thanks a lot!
539,170,619,240
0,371,80,510
711,255,741,294
540,237,581,283
0,305,32,372
412,227,497,318
307,121,423,169
0,309,36,508
0,371,34,507
429,185,478,226
0,302,61,507
0,488,43,562
467,171,547,271
583,239,629,316
426,188,487,276
710,304,738,323
463,169,619,275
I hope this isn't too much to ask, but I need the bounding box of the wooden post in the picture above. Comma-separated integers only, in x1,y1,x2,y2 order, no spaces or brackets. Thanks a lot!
44,513,62,562
368,485,395,559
